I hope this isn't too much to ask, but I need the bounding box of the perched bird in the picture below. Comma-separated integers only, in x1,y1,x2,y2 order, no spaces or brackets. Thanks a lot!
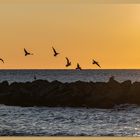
34,75,37,80
92,59,101,68
52,47,59,57
65,57,71,67
109,76,115,82
76,63,82,70
24,48,33,56
0,58,4,63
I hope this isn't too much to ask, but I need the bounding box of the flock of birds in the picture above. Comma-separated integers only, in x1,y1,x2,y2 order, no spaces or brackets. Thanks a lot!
25,47,101,70
0,47,101,70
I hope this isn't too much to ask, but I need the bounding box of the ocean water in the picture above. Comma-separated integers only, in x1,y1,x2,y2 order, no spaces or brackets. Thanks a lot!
0,105,140,136
0,69,140,136
0,69,140,83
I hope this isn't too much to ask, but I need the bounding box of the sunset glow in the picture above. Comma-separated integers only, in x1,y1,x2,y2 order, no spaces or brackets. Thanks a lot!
0,1,140,69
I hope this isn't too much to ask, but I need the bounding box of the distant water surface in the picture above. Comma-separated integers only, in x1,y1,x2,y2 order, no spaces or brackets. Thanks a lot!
0,69,140,83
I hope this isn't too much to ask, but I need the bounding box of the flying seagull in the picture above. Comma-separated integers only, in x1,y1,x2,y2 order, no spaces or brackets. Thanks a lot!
65,57,71,67
92,59,101,68
0,58,4,63
24,48,33,56
52,47,59,57
76,63,82,70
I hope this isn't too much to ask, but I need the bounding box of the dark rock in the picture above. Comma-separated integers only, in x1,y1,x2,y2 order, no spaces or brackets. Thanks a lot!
0,81,9,93
0,78,139,108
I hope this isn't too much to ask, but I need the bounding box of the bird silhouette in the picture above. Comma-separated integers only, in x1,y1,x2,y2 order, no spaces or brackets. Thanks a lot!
52,47,59,57
92,59,101,68
0,58,4,63
65,57,71,67
24,48,33,56
76,63,82,70
34,75,37,80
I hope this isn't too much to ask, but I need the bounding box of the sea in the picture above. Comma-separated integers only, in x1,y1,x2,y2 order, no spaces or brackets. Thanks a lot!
0,69,140,136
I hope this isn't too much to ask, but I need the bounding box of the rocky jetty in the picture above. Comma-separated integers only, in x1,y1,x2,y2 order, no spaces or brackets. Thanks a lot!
0,77,140,108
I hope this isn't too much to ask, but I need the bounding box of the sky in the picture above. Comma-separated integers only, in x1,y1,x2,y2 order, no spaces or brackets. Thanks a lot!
0,0,140,69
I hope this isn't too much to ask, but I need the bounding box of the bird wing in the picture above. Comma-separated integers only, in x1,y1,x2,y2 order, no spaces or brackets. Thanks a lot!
0,58,4,63
78,64,81,69
93,59,96,63
93,59,101,67
52,47,57,53
66,57,69,63
24,48,28,54
96,63,101,68
77,63,80,67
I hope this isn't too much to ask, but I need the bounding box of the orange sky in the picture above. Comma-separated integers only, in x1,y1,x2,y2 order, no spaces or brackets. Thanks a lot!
0,1,140,69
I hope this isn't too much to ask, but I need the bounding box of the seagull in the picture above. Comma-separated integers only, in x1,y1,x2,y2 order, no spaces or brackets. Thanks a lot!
34,75,37,80
92,59,101,68
0,58,4,63
76,63,82,70
52,47,59,57
24,48,33,56
65,57,71,67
